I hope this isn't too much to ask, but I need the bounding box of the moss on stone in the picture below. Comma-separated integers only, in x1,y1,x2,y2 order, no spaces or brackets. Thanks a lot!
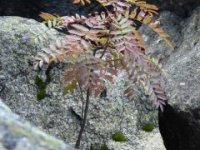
35,65,53,101
112,131,126,142
90,144,110,150
100,144,110,150
46,73,52,84
35,75,46,90
45,66,52,84
35,75,47,101
90,144,98,150
142,123,155,132
37,89,46,101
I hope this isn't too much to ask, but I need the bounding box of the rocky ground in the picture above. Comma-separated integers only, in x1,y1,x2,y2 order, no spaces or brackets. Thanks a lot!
140,6,200,150
0,16,164,150
0,99,74,150
0,0,200,150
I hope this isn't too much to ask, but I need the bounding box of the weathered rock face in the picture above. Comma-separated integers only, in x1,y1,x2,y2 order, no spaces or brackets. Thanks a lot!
159,7,200,150
1,1,200,150
0,16,165,149
140,6,200,150
0,99,74,150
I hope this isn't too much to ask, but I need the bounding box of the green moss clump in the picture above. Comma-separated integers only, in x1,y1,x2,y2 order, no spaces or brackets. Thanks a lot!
35,75,46,89
99,145,110,150
45,66,52,83
90,144,110,150
112,131,127,142
142,123,155,132
37,89,46,101
35,65,53,101
35,75,47,101
90,144,95,150
46,73,52,83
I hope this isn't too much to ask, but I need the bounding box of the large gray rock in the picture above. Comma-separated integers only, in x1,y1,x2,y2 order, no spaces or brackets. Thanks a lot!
0,99,74,150
140,6,200,150
0,16,165,149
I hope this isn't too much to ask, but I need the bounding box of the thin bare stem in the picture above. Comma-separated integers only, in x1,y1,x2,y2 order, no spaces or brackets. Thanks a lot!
75,89,90,149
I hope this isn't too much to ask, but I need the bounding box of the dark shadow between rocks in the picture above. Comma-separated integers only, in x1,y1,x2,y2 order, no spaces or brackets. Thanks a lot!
0,0,43,20
159,104,200,150
0,0,100,21
147,0,200,17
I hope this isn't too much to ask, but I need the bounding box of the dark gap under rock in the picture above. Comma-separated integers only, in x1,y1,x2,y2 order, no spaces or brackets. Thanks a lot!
0,0,100,21
159,104,200,150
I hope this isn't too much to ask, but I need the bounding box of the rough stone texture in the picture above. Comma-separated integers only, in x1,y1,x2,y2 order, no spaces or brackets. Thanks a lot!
0,99,74,150
107,129,165,150
140,6,200,150
0,16,165,149
1,1,200,150
139,11,183,62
